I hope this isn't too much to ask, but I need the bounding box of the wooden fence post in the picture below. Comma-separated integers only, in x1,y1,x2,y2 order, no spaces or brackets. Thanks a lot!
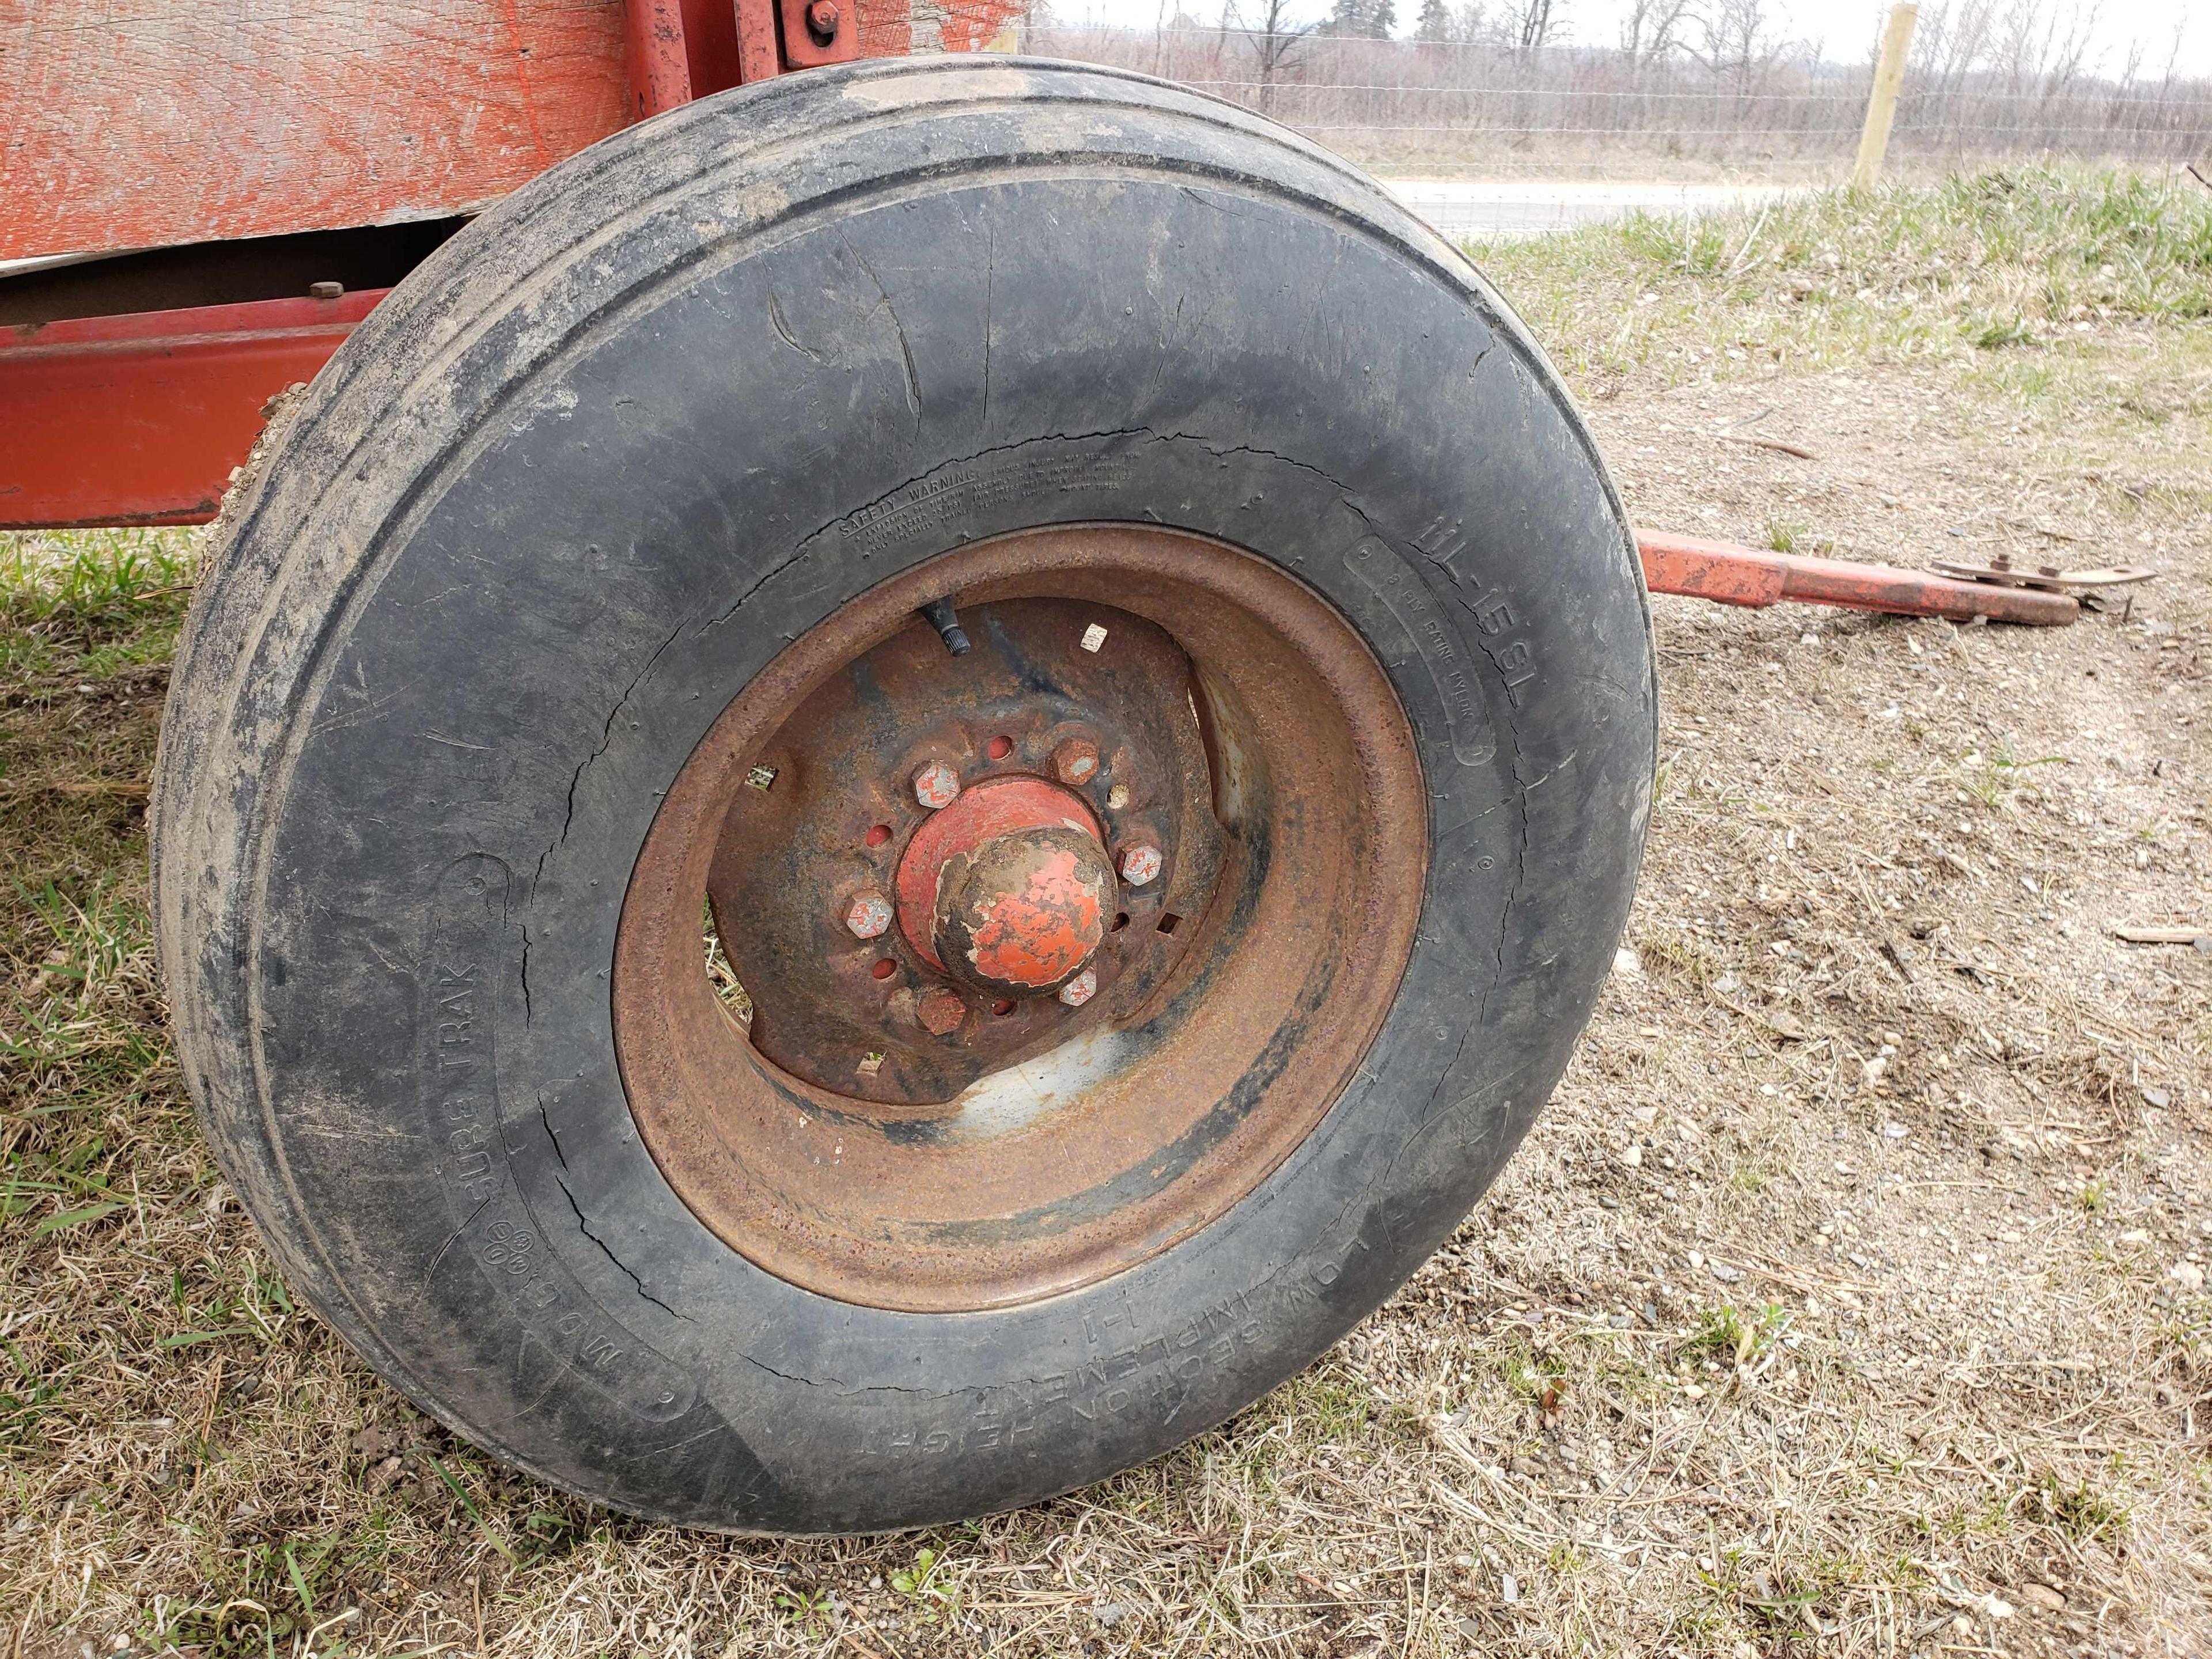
1852,4,1919,190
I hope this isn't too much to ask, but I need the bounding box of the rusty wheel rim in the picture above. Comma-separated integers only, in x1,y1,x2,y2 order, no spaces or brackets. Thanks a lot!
613,525,1425,1312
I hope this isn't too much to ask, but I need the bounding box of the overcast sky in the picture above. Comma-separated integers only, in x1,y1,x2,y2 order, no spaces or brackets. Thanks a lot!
1045,0,2212,78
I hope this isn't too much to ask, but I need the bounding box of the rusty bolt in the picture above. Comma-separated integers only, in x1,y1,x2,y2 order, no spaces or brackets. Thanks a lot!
1058,967,1097,1008
844,889,893,940
1052,737,1101,786
1119,844,1162,886
806,0,839,35
308,279,344,301
914,761,960,809
917,986,967,1035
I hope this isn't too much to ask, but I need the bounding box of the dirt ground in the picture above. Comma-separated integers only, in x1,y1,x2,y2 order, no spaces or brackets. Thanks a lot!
3,181,2209,1657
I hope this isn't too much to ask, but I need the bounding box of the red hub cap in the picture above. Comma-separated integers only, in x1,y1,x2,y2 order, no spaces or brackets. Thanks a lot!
893,776,1112,993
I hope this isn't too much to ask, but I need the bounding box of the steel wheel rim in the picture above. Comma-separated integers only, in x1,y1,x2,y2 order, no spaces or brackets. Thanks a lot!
613,524,1426,1312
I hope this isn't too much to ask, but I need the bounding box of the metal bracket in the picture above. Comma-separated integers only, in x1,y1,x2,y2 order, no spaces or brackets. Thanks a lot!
626,0,855,118
1928,555,2157,593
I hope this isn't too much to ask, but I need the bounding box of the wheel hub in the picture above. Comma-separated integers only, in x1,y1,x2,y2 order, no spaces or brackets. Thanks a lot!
894,775,1112,996
700,594,1221,1104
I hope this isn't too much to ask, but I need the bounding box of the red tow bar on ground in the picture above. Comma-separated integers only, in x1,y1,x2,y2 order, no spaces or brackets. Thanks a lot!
1636,529,2081,626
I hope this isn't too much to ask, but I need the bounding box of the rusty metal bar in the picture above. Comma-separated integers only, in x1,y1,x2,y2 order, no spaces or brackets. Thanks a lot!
1637,529,2079,626
734,0,784,79
778,0,862,68
0,289,386,530
623,0,696,119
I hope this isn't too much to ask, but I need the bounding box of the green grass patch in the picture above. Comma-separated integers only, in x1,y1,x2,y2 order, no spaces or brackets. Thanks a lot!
2030,1469,2128,1544
1470,166,2212,392
0,529,196,683
1675,1302,1791,1369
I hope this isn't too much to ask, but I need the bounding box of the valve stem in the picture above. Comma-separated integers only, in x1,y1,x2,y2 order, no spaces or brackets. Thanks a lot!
919,597,969,657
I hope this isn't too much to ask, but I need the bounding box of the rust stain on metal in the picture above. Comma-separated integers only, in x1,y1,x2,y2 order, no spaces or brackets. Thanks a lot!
614,527,1425,1312
1051,734,1101,785
700,597,1213,1109
916,985,968,1035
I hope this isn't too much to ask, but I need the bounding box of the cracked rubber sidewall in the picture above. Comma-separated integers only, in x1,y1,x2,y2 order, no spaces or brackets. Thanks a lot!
151,56,1656,1533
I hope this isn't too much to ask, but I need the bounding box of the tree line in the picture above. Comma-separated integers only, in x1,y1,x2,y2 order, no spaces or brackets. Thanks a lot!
1024,0,2211,169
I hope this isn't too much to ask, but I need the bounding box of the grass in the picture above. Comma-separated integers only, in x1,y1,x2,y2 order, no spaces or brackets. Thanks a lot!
6,175,2212,1654
0,529,195,683
1675,1302,1790,1370
1474,165,2212,393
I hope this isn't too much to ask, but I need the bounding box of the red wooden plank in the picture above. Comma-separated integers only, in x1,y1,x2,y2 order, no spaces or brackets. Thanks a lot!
0,291,384,528
2,1,1033,262
1,2,634,262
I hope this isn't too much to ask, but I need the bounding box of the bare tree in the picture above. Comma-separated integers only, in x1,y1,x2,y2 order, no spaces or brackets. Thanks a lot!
1497,0,1562,56
1687,0,1781,87
1993,0,2100,97
1029,0,2212,172
1620,0,1692,67
1910,0,2002,102
1229,0,1316,108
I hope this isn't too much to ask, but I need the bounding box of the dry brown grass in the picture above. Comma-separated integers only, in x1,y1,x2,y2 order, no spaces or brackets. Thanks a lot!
4,188,2209,1658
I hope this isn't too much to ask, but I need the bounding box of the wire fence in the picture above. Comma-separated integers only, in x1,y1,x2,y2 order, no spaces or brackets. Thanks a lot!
1022,25,2212,175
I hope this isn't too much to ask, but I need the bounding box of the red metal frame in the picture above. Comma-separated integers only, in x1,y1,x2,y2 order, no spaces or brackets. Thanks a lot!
0,293,2081,628
0,291,385,531
622,0,853,119
0,0,877,532
0,305,2082,630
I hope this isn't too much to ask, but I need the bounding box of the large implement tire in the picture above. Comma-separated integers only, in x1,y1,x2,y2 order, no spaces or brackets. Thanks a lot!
152,56,1654,1533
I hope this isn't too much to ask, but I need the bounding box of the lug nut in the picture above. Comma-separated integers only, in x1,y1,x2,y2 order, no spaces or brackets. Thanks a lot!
1118,844,1162,886
844,890,893,940
917,986,967,1035
914,761,960,809
1052,737,1101,786
1058,967,1097,1008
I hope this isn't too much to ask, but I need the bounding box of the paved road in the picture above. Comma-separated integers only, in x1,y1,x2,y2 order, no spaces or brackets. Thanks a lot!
1382,180,1802,240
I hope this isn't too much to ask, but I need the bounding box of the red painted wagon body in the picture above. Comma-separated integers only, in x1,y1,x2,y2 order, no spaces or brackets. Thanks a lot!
0,0,1023,529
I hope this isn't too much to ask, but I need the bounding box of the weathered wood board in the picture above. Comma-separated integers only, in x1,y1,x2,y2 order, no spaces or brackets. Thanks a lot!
1,0,635,260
